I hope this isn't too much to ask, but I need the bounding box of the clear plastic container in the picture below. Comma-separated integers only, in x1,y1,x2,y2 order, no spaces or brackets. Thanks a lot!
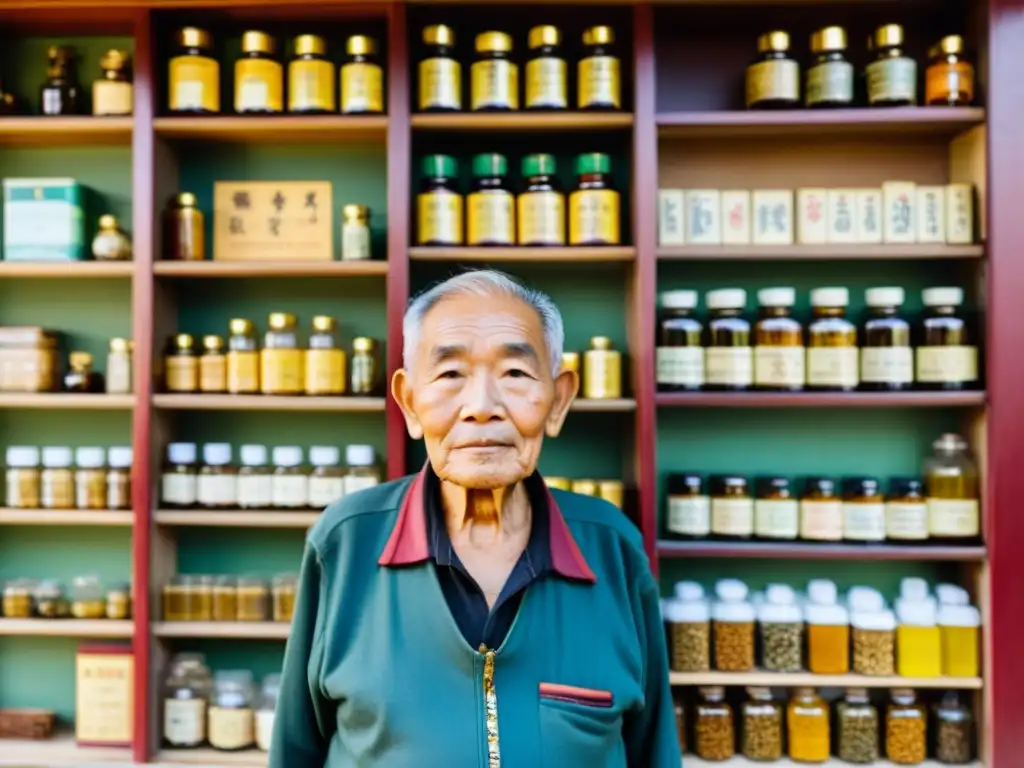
934,691,974,764
663,597,710,672
805,579,850,674
787,687,831,763
209,670,255,751
852,609,896,676
695,686,735,761
758,584,804,672
163,652,213,748
837,687,879,764
896,598,942,677
712,579,756,672
938,603,980,677
742,686,783,761
886,688,927,765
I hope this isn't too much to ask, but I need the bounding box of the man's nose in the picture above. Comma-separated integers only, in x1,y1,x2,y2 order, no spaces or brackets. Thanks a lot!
460,371,504,422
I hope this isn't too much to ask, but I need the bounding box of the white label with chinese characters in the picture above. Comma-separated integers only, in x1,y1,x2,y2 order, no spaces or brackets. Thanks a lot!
237,474,273,508
197,475,238,507
721,190,751,245
705,347,753,387
667,496,710,536
272,475,309,508
797,188,827,245
861,347,913,385
885,501,929,540
915,346,978,384
685,190,721,244
916,187,946,243
164,699,206,746
945,184,974,244
883,182,916,243
801,500,843,540
238,79,269,111
162,473,197,506
657,190,685,245
856,189,883,243
173,81,205,110
752,190,793,245
928,498,980,537
807,347,859,388
657,347,704,388
842,502,886,541
754,347,805,388
711,498,753,536
754,499,799,539
827,190,857,243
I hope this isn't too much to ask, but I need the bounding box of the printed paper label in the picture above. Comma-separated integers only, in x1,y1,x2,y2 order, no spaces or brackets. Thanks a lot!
657,347,704,388
705,347,753,387
667,496,710,536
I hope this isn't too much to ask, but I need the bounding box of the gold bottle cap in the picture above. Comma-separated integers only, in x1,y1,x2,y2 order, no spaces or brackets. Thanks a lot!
571,479,599,496
545,476,572,491
583,26,614,46
560,351,580,373
590,336,613,350
343,204,369,221
98,214,119,230
353,336,375,352
202,334,224,352
69,351,93,368
311,315,336,332
528,25,561,49
268,312,297,330
229,318,254,335
177,27,212,50
173,192,198,208
810,26,847,53
109,337,130,353
100,49,129,71
475,31,513,54
241,31,276,55
174,333,195,350
871,24,904,49
932,34,965,56
757,31,791,53
423,24,455,47
47,45,76,61
293,34,326,57
347,35,377,56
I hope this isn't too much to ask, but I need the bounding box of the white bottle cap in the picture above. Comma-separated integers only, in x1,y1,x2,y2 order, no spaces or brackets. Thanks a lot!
804,601,849,626
6,446,40,468
661,290,698,310
309,445,341,467
757,287,796,308
896,597,937,627
847,586,885,613
203,443,232,466
75,446,106,469
108,447,133,469
922,287,964,307
758,600,803,624
41,447,73,469
346,445,375,467
810,287,849,308
663,597,710,624
167,442,197,464
851,609,897,631
900,577,930,602
239,445,268,467
273,446,303,468
714,578,748,602
936,583,970,606
807,579,838,605
674,580,705,602
765,584,796,605
937,604,981,628
706,288,747,311
865,287,905,307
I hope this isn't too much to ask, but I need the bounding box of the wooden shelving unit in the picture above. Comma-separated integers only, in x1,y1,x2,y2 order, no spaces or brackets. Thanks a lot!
669,671,983,690
157,748,265,766
409,246,636,262
152,622,290,640
655,391,986,408
0,508,133,526
0,619,133,638
0,261,135,277
0,732,132,767
681,759,980,768
0,393,134,410
657,539,988,561
0,116,132,146
154,509,320,528
152,115,389,142
153,260,389,277
656,244,985,261
411,112,633,132
151,394,387,412
570,398,636,412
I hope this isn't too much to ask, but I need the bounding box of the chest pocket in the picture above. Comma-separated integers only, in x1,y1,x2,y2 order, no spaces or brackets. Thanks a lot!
538,684,625,768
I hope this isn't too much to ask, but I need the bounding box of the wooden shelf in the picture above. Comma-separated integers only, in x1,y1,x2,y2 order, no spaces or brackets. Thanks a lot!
681,758,980,768
155,509,321,528
0,261,135,277
152,394,386,412
0,508,133,526
657,244,985,261
153,115,388,142
0,731,132,767
571,398,636,412
657,539,987,561
152,621,289,639
411,112,633,132
0,393,134,410
157,748,266,766
670,671,983,689
0,116,132,147
154,260,389,277
657,107,985,139
409,246,636,262
656,391,986,408
0,619,133,638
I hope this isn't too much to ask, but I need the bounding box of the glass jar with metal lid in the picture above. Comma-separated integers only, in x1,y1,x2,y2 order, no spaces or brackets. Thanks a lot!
916,286,978,390
806,26,853,108
885,477,928,541
3,579,34,618
341,35,383,115
886,689,927,764
209,670,256,751
741,687,783,760
471,31,517,111
842,476,885,542
746,31,799,109
199,335,227,393
517,153,564,246
272,573,297,622
710,475,753,539
866,24,917,107
706,288,752,390
163,192,205,261
350,336,378,395
570,153,620,246
93,49,132,117
92,215,132,261
40,446,74,510
306,315,345,395
163,652,213,748
261,312,303,395
71,574,105,619
288,35,335,113
807,286,858,391
695,686,735,760
526,25,566,110
342,204,371,260
417,154,463,246
467,153,515,247
6,446,40,509
925,433,980,543
657,290,703,392
165,333,199,393
255,673,282,751
665,473,709,539
754,286,804,391
235,31,282,114
861,286,912,390
227,317,259,394
169,27,219,113
579,26,620,110
926,35,974,106
34,579,69,618
934,691,974,763
419,24,461,112
801,476,842,541
754,476,799,540
837,687,879,764
106,337,133,395
582,336,622,399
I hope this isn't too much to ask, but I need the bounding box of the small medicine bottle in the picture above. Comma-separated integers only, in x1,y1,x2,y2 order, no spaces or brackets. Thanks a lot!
837,688,880,763
578,26,620,110
916,286,978,390
169,27,219,114
754,476,799,541
709,475,753,540
65,351,104,393
806,286,858,391
842,476,886,542
525,25,567,110
705,288,752,390
886,477,928,542
272,446,308,509
75,446,107,510
471,32,517,111
341,35,383,115
227,318,259,394
92,214,132,261
746,31,799,109
165,334,199,393
866,24,917,107
106,446,132,511
235,31,282,114
93,49,133,116
41,446,75,510
517,154,565,246
754,287,804,391
106,337,133,395
199,335,227,393
162,442,198,508
341,205,371,261
665,473,709,539
288,35,335,114
237,445,273,509
927,35,974,107
344,445,382,495
309,445,345,509
656,290,704,392
417,154,463,246
6,447,40,509
861,287,912,390
41,46,83,116
306,315,346,396
419,25,461,112
925,433,980,542
801,477,842,542
569,153,620,246
164,192,204,261
261,312,303,395
209,671,255,751
806,26,853,108
350,337,379,395
198,443,237,509
467,153,515,247
582,336,622,399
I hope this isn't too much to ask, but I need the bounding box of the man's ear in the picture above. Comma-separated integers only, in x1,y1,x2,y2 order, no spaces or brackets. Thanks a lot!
391,368,424,439
545,368,578,438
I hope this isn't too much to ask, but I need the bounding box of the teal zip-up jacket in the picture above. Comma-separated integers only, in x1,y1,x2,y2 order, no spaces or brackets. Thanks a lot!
270,468,680,767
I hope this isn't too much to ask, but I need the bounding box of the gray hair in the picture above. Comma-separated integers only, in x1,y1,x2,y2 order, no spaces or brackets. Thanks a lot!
403,269,564,375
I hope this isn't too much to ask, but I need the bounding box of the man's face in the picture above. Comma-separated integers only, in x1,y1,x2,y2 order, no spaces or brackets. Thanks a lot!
393,293,577,489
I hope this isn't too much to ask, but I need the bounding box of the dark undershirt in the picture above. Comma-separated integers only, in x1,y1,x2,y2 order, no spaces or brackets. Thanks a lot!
424,467,552,650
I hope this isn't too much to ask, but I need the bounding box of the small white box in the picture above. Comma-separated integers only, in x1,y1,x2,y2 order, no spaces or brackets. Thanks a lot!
721,190,751,245
945,183,974,244
916,186,946,244
827,189,857,243
752,189,793,245
684,190,721,244
855,189,883,243
657,189,686,246
883,181,917,243
796,188,828,245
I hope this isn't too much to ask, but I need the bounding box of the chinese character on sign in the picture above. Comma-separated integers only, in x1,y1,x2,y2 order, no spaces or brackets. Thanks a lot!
305,191,318,224
691,200,712,237
924,194,940,237
232,191,251,210
834,197,852,234
892,195,912,235
728,204,743,229
807,196,823,224
269,190,286,236
758,204,788,235
229,216,244,235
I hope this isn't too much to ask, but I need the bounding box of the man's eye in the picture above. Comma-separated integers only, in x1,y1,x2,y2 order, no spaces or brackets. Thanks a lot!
438,370,462,380
506,368,530,379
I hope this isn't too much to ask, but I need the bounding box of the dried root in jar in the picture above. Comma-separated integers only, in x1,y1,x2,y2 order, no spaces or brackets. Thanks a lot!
937,719,973,764
887,715,927,764
696,713,735,761
714,621,755,671
742,710,782,760
671,621,710,672
853,628,895,676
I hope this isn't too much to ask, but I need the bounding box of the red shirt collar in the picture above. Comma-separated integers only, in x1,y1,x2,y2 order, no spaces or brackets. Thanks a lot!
378,465,597,583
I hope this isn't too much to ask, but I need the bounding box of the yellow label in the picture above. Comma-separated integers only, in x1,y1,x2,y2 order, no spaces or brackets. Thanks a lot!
517,190,565,245
288,58,336,112
235,58,283,112
569,188,620,245
526,56,567,109
754,499,799,539
916,346,978,384
928,498,980,537
582,349,622,399
169,55,219,112
746,59,800,107
165,355,198,392
467,190,514,245
578,56,620,108
208,707,254,751
419,57,461,110
705,347,753,387
417,190,463,245
711,498,754,536
199,356,226,392
92,80,132,116
471,59,518,110
341,62,383,113
806,347,859,388
885,501,929,540
305,348,346,395
800,500,842,540
754,346,805,387
260,349,304,394
861,346,913,384
76,651,134,745
227,350,260,393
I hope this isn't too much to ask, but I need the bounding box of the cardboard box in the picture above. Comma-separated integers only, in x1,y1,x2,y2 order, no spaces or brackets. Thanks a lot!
855,189,883,244
657,189,685,245
684,190,721,244
916,186,946,244
752,189,793,245
3,178,86,261
721,190,751,245
882,181,916,243
796,188,827,245
827,189,857,243
946,183,974,244
76,643,134,747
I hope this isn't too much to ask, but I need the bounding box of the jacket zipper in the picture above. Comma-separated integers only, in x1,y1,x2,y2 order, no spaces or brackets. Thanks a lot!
480,643,500,767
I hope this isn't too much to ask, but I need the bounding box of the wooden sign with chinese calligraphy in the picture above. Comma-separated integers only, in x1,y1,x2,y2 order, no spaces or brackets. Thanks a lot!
213,181,333,261
76,643,134,746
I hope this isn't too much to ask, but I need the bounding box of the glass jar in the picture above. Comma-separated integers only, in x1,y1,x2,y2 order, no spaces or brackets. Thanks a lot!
569,153,619,246
571,479,598,497
341,204,371,261
695,686,735,761
162,576,188,621
309,445,345,509
758,588,804,672
471,31,517,111
852,609,896,676
227,317,259,394
935,691,974,764
193,575,213,621
235,31,282,114
916,287,978,390
788,687,830,763
866,24,917,107
924,433,980,542
886,689,927,764
344,445,382,495
41,45,83,115
350,337,379,395
75,446,107,510
163,652,213,748
71,574,105,619
517,153,565,246
525,25,566,110
165,333,199,393
578,26,621,110
417,154,463,246
272,446,308,508
754,476,799,540
419,24,460,112
162,442,198,508
272,573,298,622
837,688,879,764
806,26,853,108
92,215,132,260
746,31,799,109
106,582,131,620
3,579,34,618
938,603,981,678
169,27,219,113
306,315,346,396
106,446,132,510
807,286,858,391
926,35,974,107
754,287,804,390
800,476,842,541
709,475,753,540
34,579,69,619
255,673,281,751
861,286,912,390
663,597,710,672
237,576,269,622
6,446,40,509
198,443,237,509
261,312,303,395
805,579,850,674
340,35,383,115
197,335,226,393
467,153,515,247
582,336,622,400
665,472,709,539
712,579,755,671
163,192,205,261
843,476,885,542
238,444,273,509
706,289,752,390
209,670,256,751
65,351,104,393
742,687,783,761
40,446,74,510
288,34,335,113
656,290,704,392
106,337,133,395
896,598,942,677
886,477,929,541
92,48,132,116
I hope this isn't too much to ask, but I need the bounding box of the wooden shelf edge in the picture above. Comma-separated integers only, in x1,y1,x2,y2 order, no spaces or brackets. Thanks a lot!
0,731,132,766
0,116,132,147
156,748,266,766
0,261,135,277
0,509,134,526
409,246,636,262
152,115,389,141
656,244,985,261
656,392,986,408
0,619,133,637
152,394,386,412
152,622,290,639
154,260,389,277
656,540,987,561
570,398,636,412
155,509,321,528
681,758,981,768
411,112,634,131
0,393,134,409
669,671,983,689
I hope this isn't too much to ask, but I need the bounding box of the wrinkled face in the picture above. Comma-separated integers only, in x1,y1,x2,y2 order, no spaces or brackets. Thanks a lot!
393,293,577,489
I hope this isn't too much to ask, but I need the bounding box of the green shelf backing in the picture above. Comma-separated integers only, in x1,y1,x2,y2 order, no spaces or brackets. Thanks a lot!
0,637,85,721
0,526,131,585
172,639,286,687
176,528,305,578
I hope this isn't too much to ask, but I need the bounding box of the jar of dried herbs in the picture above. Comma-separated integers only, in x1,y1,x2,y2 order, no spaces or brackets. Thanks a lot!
712,579,755,672
837,687,879,764
886,688,927,764
662,597,710,672
758,585,804,672
935,691,974,764
788,687,831,763
742,687,782,761
695,686,735,761
852,609,897,676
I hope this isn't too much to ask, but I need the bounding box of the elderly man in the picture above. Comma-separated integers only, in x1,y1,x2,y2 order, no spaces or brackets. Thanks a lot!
271,270,679,767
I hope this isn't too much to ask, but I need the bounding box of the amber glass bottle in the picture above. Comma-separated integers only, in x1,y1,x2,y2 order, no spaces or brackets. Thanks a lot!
235,31,282,114
806,287,857,391
753,287,804,391
806,26,853,108
746,32,799,110
926,35,974,107
915,287,978,390
656,290,703,392
705,289,752,391
860,287,912,391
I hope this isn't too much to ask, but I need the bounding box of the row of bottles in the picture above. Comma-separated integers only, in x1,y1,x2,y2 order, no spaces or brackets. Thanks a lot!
0,46,132,116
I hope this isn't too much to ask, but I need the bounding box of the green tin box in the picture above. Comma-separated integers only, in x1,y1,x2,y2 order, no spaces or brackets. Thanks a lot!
3,178,86,261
